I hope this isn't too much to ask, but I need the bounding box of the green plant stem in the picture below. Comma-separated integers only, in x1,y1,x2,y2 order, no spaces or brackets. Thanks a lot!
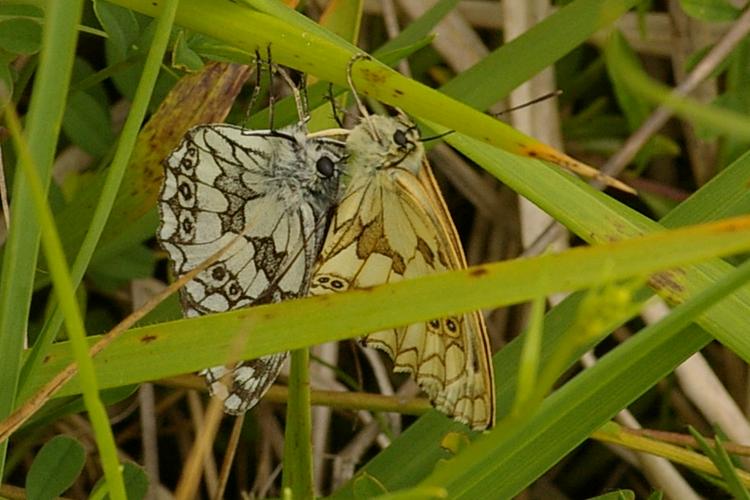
594,422,750,488
0,0,84,479
282,349,314,497
2,95,126,500
18,0,179,401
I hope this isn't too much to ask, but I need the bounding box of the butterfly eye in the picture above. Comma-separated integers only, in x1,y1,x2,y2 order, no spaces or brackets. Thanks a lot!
393,129,408,147
316,156,336,177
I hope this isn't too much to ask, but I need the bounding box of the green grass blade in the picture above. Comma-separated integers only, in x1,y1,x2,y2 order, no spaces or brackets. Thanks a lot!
606,31,750,140
282,348,314,498
449,135,750,356
374,0,459,56
418,249,750,498
317,0,363,42
593,422,747,487
19,0,180,397
3,93,126,499
0,0,84,478
689,428,750,498
15,214,750,403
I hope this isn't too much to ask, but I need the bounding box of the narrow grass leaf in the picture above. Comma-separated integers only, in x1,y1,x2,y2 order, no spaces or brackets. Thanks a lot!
3,91,126,498
440,0,641,108
19,0,182,404
15,214,750,404
593,423,750,490
606,31,750,140
372,0,460,57
318,0,362,43
448,135,750,357
0,0,85,478
689,428,750,498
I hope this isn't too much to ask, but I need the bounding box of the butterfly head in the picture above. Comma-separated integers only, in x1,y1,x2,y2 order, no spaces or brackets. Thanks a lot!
301,137,346,209
347,114,424,176
268,123,345,211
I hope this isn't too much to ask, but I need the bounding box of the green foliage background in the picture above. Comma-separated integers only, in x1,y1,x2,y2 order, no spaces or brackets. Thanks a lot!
1,0,750,498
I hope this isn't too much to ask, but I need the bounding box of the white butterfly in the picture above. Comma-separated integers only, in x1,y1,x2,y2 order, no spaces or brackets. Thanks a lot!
310,113,495,430
158,121,345,414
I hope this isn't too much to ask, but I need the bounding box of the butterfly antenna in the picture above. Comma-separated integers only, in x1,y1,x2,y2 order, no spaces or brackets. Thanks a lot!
492,90,563,116
420,130,455,142
346,54,380,140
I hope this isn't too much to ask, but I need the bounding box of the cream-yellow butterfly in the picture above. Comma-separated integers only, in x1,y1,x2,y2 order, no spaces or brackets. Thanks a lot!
310,92,495,430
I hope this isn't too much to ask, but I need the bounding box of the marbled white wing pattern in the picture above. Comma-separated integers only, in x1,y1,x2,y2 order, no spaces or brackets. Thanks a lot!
309,114,495,430
158,122,344,414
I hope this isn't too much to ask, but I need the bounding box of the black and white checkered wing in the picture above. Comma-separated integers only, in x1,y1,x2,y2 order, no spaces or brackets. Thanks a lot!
158,122,343,414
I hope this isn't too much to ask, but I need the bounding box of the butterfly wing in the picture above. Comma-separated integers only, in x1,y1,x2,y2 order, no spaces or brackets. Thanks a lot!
406,160,494,430
310,115,495,430
158,122,343,414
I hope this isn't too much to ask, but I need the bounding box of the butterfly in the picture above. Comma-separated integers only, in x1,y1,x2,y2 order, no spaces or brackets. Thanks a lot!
158,120,345,414
309,113,496,430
